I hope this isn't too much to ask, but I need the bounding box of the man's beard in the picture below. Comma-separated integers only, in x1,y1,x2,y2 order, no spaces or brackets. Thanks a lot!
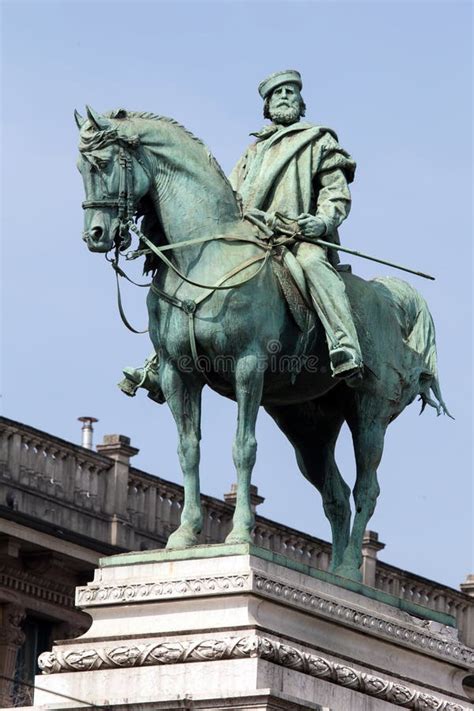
270,104,301,126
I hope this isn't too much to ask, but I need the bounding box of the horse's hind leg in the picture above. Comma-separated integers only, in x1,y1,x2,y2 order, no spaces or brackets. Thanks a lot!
335,403,387,580
160,360,204,549
265,399,351,571
226,354,264,544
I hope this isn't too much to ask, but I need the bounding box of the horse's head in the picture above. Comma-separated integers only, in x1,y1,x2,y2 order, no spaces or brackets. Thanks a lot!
75,106,151,253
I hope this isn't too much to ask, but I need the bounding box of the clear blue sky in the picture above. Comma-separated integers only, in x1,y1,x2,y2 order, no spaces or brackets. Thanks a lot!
1,0,472,589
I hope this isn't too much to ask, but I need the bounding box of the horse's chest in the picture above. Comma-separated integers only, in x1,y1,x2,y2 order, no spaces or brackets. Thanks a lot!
153,307,226,358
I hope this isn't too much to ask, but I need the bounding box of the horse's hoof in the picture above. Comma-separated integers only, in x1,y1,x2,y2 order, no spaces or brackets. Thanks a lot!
166,528,199,549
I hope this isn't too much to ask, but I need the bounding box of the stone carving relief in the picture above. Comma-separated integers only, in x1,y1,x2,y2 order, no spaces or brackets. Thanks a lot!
253,574,473,666
75,572,473,666
38,634,469,711
76,573,250,605
0,563,74,609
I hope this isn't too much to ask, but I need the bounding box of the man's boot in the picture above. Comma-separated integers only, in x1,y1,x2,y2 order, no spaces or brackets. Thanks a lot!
117,354,166,404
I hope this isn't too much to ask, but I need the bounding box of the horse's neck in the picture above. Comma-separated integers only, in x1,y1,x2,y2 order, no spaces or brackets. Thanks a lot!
146,140,252,272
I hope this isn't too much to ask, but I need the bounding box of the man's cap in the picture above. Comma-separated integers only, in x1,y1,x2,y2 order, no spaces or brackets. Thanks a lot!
258,70,302,99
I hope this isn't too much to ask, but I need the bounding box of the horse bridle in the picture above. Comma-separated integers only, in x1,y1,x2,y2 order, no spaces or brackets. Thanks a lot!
81,138,150,246
79,133,293,377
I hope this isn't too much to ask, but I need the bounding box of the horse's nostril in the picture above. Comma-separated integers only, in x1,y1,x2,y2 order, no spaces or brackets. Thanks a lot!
90,226,103,241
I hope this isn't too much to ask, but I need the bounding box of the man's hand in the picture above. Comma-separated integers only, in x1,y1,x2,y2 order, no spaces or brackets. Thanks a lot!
246,208,268,222
246,208,278,229
297,213,326,238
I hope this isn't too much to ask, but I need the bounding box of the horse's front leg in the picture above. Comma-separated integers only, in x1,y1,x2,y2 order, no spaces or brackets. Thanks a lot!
226,354,264,544
160,359,204,549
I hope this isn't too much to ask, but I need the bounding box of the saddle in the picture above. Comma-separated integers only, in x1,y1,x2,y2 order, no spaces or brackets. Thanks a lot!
271,244,352,333
245,211,351,334
271,247,313,332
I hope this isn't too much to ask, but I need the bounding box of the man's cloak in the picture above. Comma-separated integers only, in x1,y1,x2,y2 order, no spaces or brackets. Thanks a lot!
229,122,356,253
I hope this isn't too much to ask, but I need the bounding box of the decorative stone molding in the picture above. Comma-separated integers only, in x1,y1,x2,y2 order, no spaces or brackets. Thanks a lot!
75,571,473,666
253,574,474,666
0,563,75,609
76,573,250,605
37,634,470,711
1,416,473,646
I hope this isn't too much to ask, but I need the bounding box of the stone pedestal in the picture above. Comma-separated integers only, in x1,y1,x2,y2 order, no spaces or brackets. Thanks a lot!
33,545,473,710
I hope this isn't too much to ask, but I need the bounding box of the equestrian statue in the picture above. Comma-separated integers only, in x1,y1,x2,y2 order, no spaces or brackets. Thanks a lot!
75,70,451,582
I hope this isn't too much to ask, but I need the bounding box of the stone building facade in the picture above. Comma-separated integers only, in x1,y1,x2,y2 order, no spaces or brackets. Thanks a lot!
0,416,473,707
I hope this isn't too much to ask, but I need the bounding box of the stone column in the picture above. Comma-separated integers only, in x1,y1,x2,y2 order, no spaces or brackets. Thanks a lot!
62,453,77,502
361,530,385,588
146,484,157,532
0,603,26,707
6,432,22,482
96,434,139,547
460,574,474,648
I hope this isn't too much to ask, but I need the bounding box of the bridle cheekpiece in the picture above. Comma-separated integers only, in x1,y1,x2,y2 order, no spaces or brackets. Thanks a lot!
80,129,146,245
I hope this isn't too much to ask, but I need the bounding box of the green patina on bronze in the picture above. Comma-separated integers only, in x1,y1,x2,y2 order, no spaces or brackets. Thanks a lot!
76,71,451,583
99,543,456,627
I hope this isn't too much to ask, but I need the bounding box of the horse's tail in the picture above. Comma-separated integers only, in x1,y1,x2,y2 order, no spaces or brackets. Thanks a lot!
425,376,454,419
372,277,454,419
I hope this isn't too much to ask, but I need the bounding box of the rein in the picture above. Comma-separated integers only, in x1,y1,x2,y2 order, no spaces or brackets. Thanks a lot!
128,222,272,291
117,220,275,381
106,247,150,334
82,137,151,243
107,220,277,384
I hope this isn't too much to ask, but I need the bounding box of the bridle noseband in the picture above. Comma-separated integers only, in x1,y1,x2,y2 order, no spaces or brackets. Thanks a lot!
81,137,150,245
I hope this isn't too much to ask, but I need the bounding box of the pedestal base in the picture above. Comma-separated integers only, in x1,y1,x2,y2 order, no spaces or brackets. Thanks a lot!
32,545,473,710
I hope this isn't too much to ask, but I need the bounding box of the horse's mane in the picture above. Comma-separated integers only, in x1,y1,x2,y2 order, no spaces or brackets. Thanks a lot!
104,109,231,188
102,110,236,276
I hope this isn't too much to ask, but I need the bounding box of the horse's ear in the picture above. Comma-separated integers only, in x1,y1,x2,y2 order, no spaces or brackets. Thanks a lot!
86,105,111,131
74,109,85,129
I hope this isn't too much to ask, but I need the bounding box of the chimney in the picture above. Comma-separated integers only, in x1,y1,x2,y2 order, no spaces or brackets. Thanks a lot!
78,417,98,449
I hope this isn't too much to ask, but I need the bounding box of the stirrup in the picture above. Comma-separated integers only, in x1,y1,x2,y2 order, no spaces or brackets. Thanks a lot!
117,355,165,404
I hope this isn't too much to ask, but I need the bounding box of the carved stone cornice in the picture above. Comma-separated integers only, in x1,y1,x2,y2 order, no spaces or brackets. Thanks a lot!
37,634,470,711
76,573,250,605
253,574,474,667
75,571,474,666
0,563,75,609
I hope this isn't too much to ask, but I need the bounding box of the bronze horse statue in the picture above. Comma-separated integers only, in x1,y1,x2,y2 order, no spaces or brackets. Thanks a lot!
76,106,450,581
